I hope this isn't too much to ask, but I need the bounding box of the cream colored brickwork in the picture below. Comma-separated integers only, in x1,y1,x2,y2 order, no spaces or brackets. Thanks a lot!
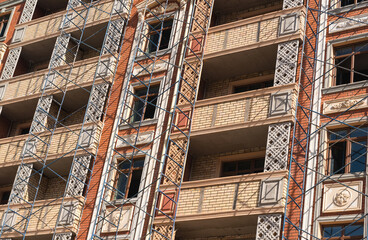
248,95,270,122
214,99,247,127
200,184,235,213
191,105,214,130
236,181,260,209
192,93,269,131
205,7,304,56
0,56,109,103
0,122,101,167
20,1,114,43
0,198,82,236
177,176,282,216
205,16,279,55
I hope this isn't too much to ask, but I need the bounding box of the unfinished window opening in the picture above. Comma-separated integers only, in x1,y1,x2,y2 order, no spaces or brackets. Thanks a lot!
334,42,368,86
32,0,69,20
339,0,368,7
322,223,363,239
130,85,160,123
233,80,273,94
0,13,10,39
0,187,11,205
52,88,91,127
328,127,367,175
114,157,144,200
146,19,173,53
211,0,282,26
221,158,264,177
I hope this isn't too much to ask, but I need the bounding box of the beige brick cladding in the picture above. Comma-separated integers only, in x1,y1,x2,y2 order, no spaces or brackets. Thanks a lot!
0,56,110,104
0,122,101,167
176,171,287,218
205,7,305,57
192,83,297,132
190,148,266,181
0,197,83,237
15,0,115,44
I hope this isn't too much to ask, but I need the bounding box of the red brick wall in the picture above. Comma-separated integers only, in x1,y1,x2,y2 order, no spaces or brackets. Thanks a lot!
76,1,141,238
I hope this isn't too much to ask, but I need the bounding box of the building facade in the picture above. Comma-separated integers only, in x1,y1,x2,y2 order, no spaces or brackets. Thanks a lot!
0,0,367,239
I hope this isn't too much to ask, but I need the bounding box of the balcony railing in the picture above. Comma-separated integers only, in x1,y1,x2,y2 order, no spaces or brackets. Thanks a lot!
0,122,101,167
12,0,116,44
0,55,113,104
0,197,83,237
191,83,297,134
204,6,305,58
175,170,287,220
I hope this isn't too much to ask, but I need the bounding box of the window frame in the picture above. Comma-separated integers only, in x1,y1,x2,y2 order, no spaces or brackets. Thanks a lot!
113,157,145,200
221,157,265,177
327,126,367,175
130,83,160,123
0,8,14,42
321,223,364,239
145,19,174,54
0,186,11,205
229,74,274,94
337,0,368,8
216,151,266,177
333,42,368,86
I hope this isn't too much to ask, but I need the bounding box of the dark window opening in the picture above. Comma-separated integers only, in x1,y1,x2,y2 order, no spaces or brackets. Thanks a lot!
115,158,145,199
221,158,264,177
323,224,363,239
328,127,367,175
335,43,368,85
20,127,30,135
0,190,10,204
233,80,273,94
0,14,10,38
131,85,160,123
147,20,173,53
340,0,367,7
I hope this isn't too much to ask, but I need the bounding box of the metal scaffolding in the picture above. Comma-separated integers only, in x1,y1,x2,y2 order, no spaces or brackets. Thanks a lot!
283,0,368,239
89,0,214,239
0,0,132,239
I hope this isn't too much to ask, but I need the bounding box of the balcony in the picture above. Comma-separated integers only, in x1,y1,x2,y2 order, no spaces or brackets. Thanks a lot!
159,170,287,239
0,55,113,105
0,122,102,168
12,0,117,45
204,6,305,59
187,83,297,155
0,197,83,238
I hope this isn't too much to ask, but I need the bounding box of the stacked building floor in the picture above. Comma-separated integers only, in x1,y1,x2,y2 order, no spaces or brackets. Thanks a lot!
0,0,367,239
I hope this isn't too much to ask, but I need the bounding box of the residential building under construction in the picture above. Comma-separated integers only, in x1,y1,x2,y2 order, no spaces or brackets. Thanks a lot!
0,0,367,239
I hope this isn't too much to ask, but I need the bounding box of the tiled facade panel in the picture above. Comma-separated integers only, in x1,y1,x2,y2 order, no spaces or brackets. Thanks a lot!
20,1,114,42
1,57,105,102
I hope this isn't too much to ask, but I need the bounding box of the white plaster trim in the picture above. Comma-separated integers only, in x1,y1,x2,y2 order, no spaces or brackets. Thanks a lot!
302,0,328,238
